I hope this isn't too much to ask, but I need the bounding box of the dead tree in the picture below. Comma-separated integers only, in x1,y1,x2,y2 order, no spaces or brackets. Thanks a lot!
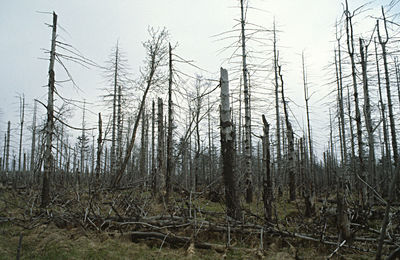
166,43,173,201
376,9,400,259
279,65,295,201
344,0,367,206
375,38,391,195
5,121,10,172
220,67,241,219
41,12,57,207
273,21,282,191
261,115,273,221
95,113,102,189
359,38,376,195
302,53,315,212
110,44,119,177
112,28,168,188
240,0,253,203
151,100,156,194
157,98,166,201
18,95,25,172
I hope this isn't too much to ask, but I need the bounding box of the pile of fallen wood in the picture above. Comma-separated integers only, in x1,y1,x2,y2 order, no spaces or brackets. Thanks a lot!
1,186,400,259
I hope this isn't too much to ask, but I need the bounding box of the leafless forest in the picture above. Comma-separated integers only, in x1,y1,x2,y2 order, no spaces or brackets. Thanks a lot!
2,0,400,259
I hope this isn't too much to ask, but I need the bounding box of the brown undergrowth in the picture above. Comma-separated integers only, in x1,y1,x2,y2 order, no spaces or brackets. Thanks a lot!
0,184,395,259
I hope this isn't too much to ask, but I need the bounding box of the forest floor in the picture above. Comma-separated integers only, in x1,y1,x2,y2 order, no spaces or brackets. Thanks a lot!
0,181,395,259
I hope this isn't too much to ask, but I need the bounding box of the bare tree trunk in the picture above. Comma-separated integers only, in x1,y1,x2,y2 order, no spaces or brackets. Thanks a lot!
220,67,241,219
41,12,57,207
110,44,119,179
18,95,25,172
116,83,123,173
140,105,147,178
279,65,295,201
80,101,86,180
376,11,400,259
375,39,391,195
345,0,367,206
6,121,10,173
262,115,272,221
240,0,253,203
112,29,168,188
166,43,173,202
273,20,282,194
95,113,102,190
335,39,347,166
151,100,156,194
359,38,376,200
157,98,166,201
302,53,314,210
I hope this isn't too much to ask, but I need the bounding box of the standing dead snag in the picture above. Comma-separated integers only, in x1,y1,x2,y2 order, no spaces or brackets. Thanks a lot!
41,11,57,207
166,43,173,202
157,98,166,201
95,113,102,190
240,0,253,203
376,8,400,260
261,115,272,221
220,67,241,220
344,0,367,206
279,65,295,201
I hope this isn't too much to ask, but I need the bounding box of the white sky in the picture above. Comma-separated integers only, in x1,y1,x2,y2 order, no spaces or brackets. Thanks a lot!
0,0,398,158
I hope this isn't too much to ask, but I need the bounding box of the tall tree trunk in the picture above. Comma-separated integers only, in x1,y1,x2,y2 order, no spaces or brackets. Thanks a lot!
376,11,400,259
273,20,282,193
6,121,10,173
302,53,314,208
111,44,119,178
360,38,376,200
279,65,295,201
240,0,253,203
375,39,391,195
220,67,241,219
18,95,25,172
41,12,57,207
262,115,273,221
151,100,156,194
95,113,102,190
345,0,367,206
166,43,173,202
157,98,166,201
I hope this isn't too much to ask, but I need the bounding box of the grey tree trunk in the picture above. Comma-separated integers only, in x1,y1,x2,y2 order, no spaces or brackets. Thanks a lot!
345,0,367,206
41,11,57,208
220,67,241,220
375,39,391,195
18,95,25,172
151,100,156,194
95,113,102,190
302,53,314,210
279,65,295,201
111,44,119,178
376,11,400,259
6,121,10,173
240,0,253,203
273,21,282,192
157,98,166,201
166,43,173,202
359,38,376,199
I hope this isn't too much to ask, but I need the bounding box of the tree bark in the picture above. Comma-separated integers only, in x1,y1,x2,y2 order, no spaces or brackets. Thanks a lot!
220,67,241,220
41,11,57,208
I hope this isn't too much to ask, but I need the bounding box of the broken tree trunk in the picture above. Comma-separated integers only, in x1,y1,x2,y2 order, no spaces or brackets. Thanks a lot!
262,115,272,221
220,67,241,220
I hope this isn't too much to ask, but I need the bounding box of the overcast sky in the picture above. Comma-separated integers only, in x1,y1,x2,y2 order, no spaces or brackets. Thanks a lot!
0,0,398,156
